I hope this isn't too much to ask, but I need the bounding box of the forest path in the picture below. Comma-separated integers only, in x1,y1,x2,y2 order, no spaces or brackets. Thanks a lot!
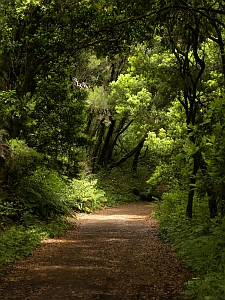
0,202,191,300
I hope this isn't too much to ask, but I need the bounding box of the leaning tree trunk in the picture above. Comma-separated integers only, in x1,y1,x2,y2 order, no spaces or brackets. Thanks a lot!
104,118,133,167
109,136,147,172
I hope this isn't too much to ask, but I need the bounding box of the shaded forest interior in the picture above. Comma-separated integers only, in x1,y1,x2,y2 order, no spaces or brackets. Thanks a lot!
1,1,225,299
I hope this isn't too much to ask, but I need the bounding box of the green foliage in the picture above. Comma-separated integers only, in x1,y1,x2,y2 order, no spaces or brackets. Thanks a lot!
97,163,152,205
26,60,87,169
9,139,43,180
68,176,108,213
0,218,70,267
157,192,225,300
0,139,72,224
0,2,89,175
145,99,188,193
128,42,179,108
17,168,72,222
0,90,18,131
199,93,225,215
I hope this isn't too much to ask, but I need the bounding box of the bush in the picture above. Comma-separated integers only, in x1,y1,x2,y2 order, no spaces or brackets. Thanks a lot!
157,191,225,300
0,166,72,225
0,139,74,224
0,218,70,267
9,139,43,181
68,176,108,213
17,168,72,222
96,166,151,206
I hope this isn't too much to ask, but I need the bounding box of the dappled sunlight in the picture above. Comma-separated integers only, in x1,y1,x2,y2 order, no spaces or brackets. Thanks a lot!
33,265,118,271
80,214,149,221
42,238,78,244
42,235,134,245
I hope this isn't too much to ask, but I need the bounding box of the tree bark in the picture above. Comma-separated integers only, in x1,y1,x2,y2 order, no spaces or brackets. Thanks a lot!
132,139,145,173
91,119,106,173
208,189,218,219
104,118,133,167
96,117,116,168
109,136,146,171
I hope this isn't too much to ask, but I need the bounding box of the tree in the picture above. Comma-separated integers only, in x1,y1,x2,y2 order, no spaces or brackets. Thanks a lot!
0,1,94,174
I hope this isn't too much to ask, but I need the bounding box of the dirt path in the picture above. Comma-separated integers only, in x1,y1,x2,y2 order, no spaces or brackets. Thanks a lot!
0,202,191,300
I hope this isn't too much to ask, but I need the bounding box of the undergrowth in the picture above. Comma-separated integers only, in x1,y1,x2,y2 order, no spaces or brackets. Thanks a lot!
0,218,70,268
68,176,108,212
0,172,110,267
96,163,152,205
0,145,150,269
157,191,225,300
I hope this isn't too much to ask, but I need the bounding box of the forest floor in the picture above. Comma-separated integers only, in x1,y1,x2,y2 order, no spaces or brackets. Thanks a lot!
0,202,192,300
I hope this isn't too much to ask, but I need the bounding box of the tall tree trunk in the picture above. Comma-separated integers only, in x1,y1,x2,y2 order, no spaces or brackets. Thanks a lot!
197,152,218,219
85,109,95,136
208,189,218,219
97,117,116,168
91,119,106,173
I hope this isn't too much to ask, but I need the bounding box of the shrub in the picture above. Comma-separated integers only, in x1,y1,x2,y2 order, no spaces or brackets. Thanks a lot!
68,176,107,213
0,218,70,267
0,140,73,224
17,168,72,223
9,139,43,182
157,191,225,300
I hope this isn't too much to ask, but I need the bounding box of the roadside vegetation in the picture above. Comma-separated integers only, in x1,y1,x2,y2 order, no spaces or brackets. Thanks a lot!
0,148,149,268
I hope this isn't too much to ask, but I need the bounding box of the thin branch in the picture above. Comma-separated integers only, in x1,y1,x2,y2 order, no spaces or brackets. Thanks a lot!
116,119,133,137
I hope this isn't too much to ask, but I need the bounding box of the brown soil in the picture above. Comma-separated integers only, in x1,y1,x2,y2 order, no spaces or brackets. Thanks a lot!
0,202,192,300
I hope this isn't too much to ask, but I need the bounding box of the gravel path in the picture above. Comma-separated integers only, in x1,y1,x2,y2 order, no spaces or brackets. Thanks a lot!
0,202,192,299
